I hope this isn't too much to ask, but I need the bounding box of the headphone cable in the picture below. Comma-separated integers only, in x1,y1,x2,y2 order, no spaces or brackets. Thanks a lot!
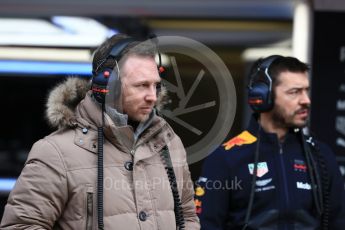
242,125,261,230
97,102,105,230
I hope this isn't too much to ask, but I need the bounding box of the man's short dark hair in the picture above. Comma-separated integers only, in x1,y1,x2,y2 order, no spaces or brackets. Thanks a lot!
268,56,310,87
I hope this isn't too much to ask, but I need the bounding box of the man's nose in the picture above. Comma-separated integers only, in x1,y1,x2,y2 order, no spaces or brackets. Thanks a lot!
145,85,157,102
300,90,311,105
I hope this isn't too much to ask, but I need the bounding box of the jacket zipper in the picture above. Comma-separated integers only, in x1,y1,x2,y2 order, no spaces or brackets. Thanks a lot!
86,192,93,230
129,124,166,229
278,143,290,230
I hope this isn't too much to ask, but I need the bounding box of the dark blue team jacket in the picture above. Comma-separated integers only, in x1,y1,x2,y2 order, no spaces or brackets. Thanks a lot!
195,116,345,230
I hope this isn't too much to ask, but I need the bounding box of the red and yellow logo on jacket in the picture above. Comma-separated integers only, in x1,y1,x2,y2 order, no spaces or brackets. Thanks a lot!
194,198,202,214
222,131,257,150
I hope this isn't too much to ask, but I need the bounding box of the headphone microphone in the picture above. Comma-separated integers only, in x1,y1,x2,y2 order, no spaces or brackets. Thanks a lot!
148,33,165,77
247,55,283,113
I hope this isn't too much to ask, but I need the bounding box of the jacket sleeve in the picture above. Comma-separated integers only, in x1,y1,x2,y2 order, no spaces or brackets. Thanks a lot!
319,143,345,229
180,163,201,230
195,148,231,230
171,136,200,230
0,139,68,229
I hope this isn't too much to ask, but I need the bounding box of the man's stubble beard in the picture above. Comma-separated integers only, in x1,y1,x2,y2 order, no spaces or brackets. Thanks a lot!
271,104,309,129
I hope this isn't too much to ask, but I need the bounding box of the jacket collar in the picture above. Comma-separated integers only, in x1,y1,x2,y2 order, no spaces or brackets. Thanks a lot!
45,77,172,157
75,92,174,157
73,116,174,162
133,116,174,164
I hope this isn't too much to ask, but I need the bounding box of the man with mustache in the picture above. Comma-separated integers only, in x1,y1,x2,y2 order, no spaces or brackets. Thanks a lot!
195,55,345,229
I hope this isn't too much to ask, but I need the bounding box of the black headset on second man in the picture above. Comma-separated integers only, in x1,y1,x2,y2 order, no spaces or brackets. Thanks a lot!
247,55,283,113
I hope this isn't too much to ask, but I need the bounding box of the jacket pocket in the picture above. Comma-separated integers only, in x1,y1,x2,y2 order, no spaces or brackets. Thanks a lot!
86,186,94,230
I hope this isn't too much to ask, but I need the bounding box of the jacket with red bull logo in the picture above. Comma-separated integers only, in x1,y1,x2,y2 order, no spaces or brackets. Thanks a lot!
195,116,345,230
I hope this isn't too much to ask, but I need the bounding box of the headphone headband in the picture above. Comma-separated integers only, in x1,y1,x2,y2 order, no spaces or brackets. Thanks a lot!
258,55,280,70
108,38,136,60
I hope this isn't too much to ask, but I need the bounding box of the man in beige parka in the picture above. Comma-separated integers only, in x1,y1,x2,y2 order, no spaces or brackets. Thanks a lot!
0,34,200,230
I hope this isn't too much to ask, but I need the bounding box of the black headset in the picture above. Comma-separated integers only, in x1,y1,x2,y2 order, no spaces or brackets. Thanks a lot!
247,55,283,113
91,37,165,105
91,38,136,104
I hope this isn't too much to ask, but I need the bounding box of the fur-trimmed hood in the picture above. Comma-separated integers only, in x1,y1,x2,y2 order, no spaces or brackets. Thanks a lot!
45,77,167,129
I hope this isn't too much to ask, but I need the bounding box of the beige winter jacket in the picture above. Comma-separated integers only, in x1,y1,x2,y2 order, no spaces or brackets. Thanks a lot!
0,78,200,230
